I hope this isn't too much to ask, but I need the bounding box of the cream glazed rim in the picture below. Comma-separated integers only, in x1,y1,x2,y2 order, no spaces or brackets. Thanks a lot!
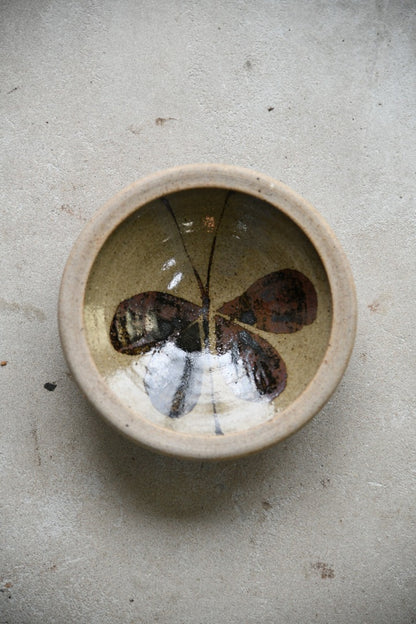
58,164,357,460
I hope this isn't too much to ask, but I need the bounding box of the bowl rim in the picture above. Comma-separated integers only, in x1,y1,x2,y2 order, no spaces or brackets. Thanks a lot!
58,164,357,460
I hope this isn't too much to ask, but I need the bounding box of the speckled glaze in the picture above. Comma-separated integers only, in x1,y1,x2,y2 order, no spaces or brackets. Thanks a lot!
59,165,356,460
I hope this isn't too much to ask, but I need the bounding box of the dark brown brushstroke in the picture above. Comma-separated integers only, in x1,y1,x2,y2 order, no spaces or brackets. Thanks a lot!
160,196,207,302
110,291,201,355
215,316,287,400
205,190,234,294
218,269,317,334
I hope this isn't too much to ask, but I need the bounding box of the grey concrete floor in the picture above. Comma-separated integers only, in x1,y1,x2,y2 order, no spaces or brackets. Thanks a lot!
1,1,415,623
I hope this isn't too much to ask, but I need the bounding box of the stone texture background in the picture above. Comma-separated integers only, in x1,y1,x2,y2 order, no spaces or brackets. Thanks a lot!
1,1,415,622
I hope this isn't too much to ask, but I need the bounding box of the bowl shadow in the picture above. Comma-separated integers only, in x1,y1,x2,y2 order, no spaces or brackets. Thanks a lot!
80,395,348,522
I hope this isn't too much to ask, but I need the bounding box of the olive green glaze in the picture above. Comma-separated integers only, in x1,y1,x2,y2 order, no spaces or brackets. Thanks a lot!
84,188,332,436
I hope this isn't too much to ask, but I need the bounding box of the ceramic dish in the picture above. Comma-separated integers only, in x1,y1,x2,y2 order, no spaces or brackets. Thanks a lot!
59,164,356,460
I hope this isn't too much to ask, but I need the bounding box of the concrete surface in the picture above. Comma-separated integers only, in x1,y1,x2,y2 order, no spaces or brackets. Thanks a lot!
1,1,415,622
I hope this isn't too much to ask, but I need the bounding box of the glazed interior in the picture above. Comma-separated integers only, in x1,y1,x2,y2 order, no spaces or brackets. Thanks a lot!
84,188,332,435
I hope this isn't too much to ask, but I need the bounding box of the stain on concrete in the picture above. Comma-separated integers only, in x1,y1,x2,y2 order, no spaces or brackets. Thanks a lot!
262,500,272,510
128,124,142,135
60,204,87,222
368,294,390,314
31,427,41,466
155,117,176,126
312,562,335,579
0,297,46,322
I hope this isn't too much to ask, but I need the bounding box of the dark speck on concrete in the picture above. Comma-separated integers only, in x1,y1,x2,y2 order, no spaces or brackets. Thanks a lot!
262,500,272,510
7,86,18,94
155,117,176,126
368,300,380,313
267,106,274,111
129,598,134,603
44,382,57,391
312,562,335,579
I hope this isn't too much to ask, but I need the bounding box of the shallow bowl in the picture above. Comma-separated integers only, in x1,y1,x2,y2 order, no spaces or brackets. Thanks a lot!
59,165,356,460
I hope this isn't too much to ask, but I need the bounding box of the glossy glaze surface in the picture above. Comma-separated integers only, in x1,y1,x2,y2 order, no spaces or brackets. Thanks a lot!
84,188,332,435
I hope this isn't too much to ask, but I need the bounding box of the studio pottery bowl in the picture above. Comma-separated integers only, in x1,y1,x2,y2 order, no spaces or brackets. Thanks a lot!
59,165,356,460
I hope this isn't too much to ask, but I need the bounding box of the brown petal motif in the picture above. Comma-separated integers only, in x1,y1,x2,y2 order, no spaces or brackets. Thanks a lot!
110,292,201,355
215,316,287,401
218,269,317,334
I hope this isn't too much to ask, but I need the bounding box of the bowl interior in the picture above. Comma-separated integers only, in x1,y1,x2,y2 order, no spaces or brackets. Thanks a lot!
84,188,332,436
